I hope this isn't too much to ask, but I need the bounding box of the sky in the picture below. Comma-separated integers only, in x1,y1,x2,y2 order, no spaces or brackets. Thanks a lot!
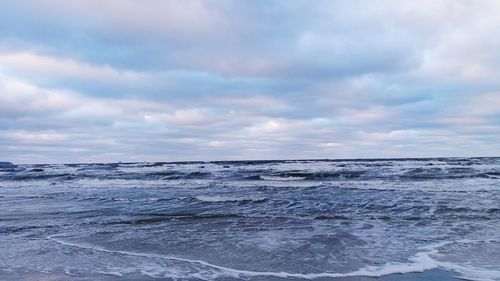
1,0,499,164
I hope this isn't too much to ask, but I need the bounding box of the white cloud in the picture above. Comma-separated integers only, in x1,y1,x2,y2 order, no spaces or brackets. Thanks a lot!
143,108,227,126
0,51,151,84
214,95,292,113
0,74,175,125
318,142,342,148
3,130,68,143
0,77,80,113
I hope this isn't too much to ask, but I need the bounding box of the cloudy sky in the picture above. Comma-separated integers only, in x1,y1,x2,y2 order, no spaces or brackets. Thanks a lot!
1,0,499,163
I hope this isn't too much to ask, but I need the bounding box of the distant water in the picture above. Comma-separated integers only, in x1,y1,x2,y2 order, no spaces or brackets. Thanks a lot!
1,158,499,280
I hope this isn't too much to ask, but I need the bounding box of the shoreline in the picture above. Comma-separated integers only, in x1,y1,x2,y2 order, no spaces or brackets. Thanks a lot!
0,268,464,281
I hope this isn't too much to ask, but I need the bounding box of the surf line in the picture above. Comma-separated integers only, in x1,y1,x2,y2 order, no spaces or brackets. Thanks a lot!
46,235,484,279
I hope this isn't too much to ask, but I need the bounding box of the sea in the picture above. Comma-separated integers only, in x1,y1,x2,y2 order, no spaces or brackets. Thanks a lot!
0,158,499,281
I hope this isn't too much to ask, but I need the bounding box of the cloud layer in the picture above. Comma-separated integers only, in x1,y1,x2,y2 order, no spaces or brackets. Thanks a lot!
1,0,499,163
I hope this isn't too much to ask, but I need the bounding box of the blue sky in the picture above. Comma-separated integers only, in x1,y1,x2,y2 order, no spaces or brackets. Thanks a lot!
1,0,499,163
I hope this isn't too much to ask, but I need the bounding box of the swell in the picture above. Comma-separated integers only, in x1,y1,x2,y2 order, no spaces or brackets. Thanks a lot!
106,213,245,225
1,170,214,181
246,169,500,181
2,165,499,181
195,195,268,203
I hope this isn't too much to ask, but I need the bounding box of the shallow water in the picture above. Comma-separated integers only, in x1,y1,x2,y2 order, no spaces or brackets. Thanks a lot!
1,158,499,280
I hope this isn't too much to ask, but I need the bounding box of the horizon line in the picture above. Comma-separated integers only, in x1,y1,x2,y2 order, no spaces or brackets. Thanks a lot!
6,155,500,166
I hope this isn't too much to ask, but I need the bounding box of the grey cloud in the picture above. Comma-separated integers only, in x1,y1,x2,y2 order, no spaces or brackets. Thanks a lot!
1,0,500,163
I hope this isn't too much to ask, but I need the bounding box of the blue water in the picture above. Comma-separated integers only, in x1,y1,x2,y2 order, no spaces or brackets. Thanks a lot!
1,158,499,280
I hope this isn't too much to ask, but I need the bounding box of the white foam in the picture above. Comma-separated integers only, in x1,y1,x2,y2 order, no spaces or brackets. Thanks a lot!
435,261,500,281
427,239,500,281
48,235,500,280
96,270,123,277
64,268,77,276
195,195,267,203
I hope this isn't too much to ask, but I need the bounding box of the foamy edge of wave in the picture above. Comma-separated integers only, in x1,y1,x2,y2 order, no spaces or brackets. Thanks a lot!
48,235,500,280
195,195,267,203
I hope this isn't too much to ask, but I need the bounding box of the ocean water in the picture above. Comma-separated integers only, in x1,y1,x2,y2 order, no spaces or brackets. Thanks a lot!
0,158,499,281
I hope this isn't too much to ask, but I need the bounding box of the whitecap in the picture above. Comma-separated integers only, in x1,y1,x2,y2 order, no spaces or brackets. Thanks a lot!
195,195,267,203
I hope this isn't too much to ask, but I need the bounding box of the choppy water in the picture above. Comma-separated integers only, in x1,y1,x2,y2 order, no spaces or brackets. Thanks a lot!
1,158,499,280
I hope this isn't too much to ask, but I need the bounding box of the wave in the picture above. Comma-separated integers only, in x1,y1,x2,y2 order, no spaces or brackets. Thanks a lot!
259,171,367,181
3,160,499,182
2,170,216,182
257,168,498,181
138,171,212,180
481,172,500,179
260,175,306,181
400,167,500,180
6,172,75,181
195,195,267,203
48,235,500,280
108,213,245,225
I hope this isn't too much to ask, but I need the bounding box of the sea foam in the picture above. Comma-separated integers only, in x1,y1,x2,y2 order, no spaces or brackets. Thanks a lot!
48,235,500,280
